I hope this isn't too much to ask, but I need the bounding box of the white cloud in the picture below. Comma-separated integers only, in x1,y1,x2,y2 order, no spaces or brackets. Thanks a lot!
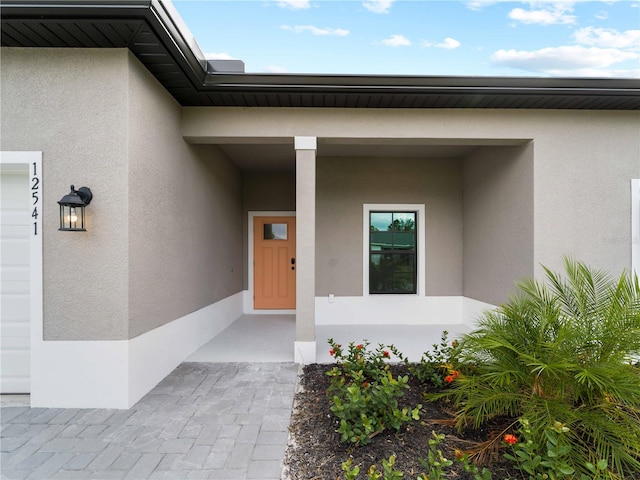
491,45,638,76
574,27,640,49
381,34,411,46
276,0,310,10
465,1,501,11
422,37,461,49
363,0,395,14
204,52,236,60
438,37,461,49
508,3,577,25
595,10,608,20
281,25,349,36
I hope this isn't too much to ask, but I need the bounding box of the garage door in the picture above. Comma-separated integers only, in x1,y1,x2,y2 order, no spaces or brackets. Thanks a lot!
1,163,30,393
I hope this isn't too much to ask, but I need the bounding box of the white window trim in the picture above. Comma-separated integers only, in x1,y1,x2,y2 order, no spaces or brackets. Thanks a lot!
363,204,426,297
632,179,640,278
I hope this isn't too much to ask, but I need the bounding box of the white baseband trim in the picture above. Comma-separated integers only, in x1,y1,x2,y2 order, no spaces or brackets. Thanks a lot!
463,297,497,326
31,340,129,409
128,292,243,406
30,292,243,409
294,341,316,364
316,295,466,326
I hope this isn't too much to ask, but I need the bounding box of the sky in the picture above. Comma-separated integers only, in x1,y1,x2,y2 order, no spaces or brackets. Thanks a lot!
172,0,640,77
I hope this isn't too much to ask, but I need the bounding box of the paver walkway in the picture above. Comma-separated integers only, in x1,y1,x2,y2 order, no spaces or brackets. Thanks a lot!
1,362,299,480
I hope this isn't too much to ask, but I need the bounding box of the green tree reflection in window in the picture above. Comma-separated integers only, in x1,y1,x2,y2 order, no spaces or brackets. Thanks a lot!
369,211,417,294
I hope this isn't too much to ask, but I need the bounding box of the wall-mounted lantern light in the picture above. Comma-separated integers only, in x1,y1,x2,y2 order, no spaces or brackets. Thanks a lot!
58,185,93,231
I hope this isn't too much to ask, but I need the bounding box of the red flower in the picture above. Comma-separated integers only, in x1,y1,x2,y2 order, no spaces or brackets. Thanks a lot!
445,375,454,383
362,382,370,388
356,344,364,350
451,340,458,347
503,434,518,445
452,370,459,378
383,351,390,358
329,348,335,356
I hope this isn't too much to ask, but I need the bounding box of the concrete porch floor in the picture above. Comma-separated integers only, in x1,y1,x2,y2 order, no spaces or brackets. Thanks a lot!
187,314,476,364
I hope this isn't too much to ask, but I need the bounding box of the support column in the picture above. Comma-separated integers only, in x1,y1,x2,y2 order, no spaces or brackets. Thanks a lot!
294,136,317,364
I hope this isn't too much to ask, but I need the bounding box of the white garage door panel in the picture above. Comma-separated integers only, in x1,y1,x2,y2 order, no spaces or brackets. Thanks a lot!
1,321,30,340
1,267,29,281
0,350,29,376
1,164,31,394
1,241,29,266
2,295,29,319
2,281,29,295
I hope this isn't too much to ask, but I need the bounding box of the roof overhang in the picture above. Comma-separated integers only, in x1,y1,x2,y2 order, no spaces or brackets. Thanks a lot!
2,0,639,109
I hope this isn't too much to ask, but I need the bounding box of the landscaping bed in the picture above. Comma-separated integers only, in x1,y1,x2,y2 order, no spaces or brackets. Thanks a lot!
284,363,517,480
283,260,640,480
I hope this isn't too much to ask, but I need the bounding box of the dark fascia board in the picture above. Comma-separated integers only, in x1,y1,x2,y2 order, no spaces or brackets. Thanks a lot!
204,72,640,97
1,0,208,86
2,0,639,108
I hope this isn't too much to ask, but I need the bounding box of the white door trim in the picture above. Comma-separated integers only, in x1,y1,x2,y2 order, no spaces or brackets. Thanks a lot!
246,211,296,314
0,151,42,397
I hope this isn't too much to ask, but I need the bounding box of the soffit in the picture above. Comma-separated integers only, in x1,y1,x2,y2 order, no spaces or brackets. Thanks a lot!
220,143,482,172
2,1,639,110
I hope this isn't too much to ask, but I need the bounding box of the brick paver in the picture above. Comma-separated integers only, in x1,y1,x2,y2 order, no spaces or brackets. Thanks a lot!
1,363,299,480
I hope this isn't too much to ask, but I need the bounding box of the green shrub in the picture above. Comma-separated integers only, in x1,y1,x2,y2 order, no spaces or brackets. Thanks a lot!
431,258,640,478
340,433,493,480
410,331,462,388
341,455,403,480
503,419,576,479
327,339,421,445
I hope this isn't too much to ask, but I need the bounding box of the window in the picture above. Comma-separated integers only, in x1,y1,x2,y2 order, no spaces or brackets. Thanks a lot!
369,211,417,294
263,223,287,240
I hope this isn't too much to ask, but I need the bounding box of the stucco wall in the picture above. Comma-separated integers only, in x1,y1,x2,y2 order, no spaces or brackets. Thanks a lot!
1,48,130,340
1,49,244,341
241,171,296,290
126,55,243,338
532,113,639,276
463,144,534,305
316,156,463,296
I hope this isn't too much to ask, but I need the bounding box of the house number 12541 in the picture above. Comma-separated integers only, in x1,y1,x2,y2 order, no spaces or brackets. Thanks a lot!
31,162,40,236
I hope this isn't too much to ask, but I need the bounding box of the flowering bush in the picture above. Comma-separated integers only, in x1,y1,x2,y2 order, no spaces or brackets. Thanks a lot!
503,419,576,479
411,330,461,388
327,339,421,445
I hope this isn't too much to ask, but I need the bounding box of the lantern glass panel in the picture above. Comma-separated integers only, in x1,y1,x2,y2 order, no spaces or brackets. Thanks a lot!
60,204,85,231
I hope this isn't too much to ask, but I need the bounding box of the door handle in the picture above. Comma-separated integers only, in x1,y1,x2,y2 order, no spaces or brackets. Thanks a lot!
291,258,295,270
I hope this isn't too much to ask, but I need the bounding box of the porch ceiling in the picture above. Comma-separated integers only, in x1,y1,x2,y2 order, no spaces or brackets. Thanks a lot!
219,141,486,172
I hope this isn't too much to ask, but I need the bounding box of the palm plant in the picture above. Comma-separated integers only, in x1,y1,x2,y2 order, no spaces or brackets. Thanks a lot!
435,258,640,478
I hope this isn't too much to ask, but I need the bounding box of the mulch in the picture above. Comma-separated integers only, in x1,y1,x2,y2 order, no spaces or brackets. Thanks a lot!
284,363,519,480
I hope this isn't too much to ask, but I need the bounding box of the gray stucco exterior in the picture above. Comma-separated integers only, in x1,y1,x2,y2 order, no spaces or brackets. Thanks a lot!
1,48,244,341
316,156,464,297
1,2,638,406
3,50,638,337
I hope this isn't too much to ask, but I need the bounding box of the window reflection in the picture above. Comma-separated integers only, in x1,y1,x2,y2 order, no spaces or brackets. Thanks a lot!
264,223,287,240
369,211,417,294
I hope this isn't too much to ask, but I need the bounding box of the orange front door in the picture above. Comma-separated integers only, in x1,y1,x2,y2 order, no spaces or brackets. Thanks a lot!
254,216,296,309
